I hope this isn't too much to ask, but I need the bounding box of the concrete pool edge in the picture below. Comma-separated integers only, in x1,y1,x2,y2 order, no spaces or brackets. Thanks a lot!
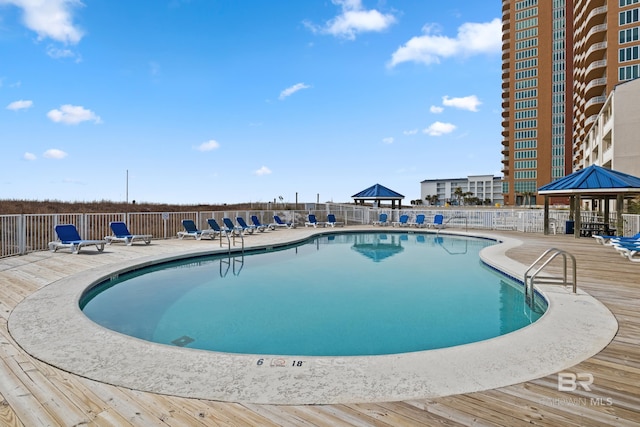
8,230,619,405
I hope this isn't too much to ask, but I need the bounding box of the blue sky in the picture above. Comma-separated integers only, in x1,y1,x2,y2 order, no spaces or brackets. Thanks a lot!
1,0,502,205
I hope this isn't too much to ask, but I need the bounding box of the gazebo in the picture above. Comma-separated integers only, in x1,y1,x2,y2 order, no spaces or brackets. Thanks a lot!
538,165,640,237
352,184,405,209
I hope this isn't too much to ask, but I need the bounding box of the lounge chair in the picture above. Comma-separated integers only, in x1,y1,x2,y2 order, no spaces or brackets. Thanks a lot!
326,214,344,227
105,221,151,246
271,215,294,229
236,217,256,234
431,214,445,229
223,217,244,235
411,214,426,228
177,219,217,240
49,224,106,254
593,232,640,245
611,240,640,257
250,215,270,232
206,218,227,238
305,214,325,228
392,214,409,227
373,213,388,226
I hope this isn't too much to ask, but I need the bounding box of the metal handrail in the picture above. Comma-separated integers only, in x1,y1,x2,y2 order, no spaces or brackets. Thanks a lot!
524,248,577,307
218,228,244,254
439,215,468,232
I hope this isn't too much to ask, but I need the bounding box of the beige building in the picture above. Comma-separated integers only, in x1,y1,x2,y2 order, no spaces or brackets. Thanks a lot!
420,175,504,206
580,77,640,176
501,0,640,205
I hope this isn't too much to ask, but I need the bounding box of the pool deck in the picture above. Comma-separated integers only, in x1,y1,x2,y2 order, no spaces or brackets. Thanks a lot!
1,226,639,426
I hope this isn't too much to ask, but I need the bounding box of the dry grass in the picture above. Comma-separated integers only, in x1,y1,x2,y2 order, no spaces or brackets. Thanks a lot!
0,199,253,215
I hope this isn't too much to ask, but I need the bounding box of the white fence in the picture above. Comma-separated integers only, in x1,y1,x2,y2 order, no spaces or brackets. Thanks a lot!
1,204,639,259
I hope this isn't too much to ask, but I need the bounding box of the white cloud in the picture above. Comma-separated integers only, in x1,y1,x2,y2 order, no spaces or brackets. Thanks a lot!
195,140,220,152
254,166,272,176
443,95,481,112
47,104,101,125
6,99,33,111
279,83,311,100
423,121,456,136
0,0,85,44
382,137,394,144
430,105,444,114
23,152,36,160
304,0,396,40
403,129,418,136
46,45,80,61
388,18,501,67
43,148,67,159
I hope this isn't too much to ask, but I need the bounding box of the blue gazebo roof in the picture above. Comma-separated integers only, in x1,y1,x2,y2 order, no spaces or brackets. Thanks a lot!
352,183,404,199
538,165,640,195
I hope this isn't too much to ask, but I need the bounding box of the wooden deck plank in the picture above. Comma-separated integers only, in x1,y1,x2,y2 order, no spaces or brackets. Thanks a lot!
0,230,638,425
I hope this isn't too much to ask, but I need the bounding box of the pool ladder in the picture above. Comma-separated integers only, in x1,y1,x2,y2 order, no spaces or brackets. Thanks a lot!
524,248,577,307
219,228,244,254
437,215,468,232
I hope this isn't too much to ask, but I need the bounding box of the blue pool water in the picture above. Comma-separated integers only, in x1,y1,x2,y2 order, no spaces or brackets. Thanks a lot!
81,232,546,356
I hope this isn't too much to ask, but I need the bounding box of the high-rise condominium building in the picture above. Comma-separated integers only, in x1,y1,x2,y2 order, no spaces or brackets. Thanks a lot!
501,0,640,206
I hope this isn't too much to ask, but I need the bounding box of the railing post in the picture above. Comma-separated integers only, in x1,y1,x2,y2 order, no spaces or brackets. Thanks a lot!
19,214,26,255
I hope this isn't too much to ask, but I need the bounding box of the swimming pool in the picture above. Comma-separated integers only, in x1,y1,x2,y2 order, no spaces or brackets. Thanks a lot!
9,229,618,404
81,232,546,356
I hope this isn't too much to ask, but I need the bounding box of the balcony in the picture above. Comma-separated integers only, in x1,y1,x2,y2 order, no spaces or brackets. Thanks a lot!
584,77,606,99
502,107,509,117
584,41,607,65
584,59,606,81
584,5,607,29
583,23,607,47
584,95,606,117
584,114,598,127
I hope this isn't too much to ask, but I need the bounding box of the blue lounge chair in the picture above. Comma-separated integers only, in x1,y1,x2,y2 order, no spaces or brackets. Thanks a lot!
593,232,640,245
105,221,151,246
411,214,426,228
177,219,217,240
612,241,640,261
373,213,388,226
326,214,344,227
271,215,294,229
206,218,227,238
223,217,243,235
392,214,409,227
431,214,445,229
236,217,256,234
49,224,106,254
305,214,325,228
250,215,270,232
